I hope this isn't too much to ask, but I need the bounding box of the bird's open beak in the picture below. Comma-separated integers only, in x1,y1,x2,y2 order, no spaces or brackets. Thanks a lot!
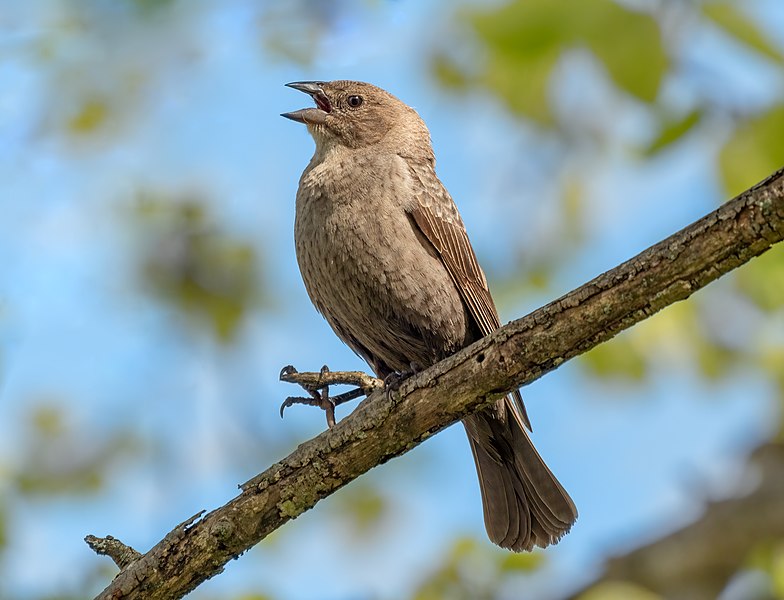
282,81,331,125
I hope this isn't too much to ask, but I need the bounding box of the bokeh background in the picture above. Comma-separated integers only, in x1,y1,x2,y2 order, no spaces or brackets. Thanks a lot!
2,1,784,599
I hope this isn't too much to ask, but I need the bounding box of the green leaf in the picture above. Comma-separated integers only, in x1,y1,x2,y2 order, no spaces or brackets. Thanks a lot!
735,243,784,312
581,334,647,381
703,2,784,65
464,0,574,123
578,581,664,600
67,99,108,134
499,551,544,572
448,535,478,560
461,0,667,123
0,502,6,552
130,0,176,17
773,540,784,598
344,486,386,533
481,50,559,124
581,0,668,103
15,404,143,497
470,0,575,57
644,109,703,155
760,348,784,399
432,54,469,90
695,340,739,381
134,196,261,343
719,105,784,196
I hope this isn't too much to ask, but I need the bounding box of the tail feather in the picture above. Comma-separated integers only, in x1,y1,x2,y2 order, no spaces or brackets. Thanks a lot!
464,401,577,552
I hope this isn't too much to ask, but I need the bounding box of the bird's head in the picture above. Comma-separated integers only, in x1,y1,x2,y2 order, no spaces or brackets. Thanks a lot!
282,80,433,161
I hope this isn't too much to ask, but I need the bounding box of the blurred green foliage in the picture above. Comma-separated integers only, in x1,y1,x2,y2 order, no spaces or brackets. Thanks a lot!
67,98,109,134
436,0,784,193
328,483,388,538
413,536,544,600
13,403,142,497
197,594,274,600
736,245,784,313
577,581,663,600
720,105,784,196
131,0,177,16
3,0,783,599
772,542,784,598
133,194,262,343
438,0,667,123
643,109,703,156
581,333,647,382
745,540,784,597
0,501,6,553
703,1,784,65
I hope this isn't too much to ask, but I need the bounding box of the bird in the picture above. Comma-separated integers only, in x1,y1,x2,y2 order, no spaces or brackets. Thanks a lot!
282,80,577,551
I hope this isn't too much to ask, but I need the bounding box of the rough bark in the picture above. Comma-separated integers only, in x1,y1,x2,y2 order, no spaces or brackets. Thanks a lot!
89,167,784,599
84,535,142,570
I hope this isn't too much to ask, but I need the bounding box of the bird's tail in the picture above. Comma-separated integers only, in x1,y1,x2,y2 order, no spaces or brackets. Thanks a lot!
463,403,577,552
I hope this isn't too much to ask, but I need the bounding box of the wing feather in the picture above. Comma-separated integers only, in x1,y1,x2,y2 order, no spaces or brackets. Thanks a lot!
406,164,531,431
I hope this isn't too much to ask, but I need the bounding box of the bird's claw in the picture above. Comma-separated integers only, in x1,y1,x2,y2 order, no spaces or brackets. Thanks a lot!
279,365,298,380
278,364,383,428
383,362,421,392
280,391,337,428
280,365,336,427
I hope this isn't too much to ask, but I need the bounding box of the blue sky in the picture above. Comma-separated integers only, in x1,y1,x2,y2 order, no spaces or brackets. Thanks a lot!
1,1,783,599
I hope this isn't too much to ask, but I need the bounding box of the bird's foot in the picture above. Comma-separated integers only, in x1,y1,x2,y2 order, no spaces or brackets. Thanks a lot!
279,365,384,428
383,362,424,393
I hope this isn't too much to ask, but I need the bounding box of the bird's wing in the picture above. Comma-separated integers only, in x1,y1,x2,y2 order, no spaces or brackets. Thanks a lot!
408,174,500,335
407,164,531,431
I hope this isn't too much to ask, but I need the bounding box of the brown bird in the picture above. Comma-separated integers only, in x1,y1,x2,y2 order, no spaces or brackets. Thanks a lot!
282,80,577,551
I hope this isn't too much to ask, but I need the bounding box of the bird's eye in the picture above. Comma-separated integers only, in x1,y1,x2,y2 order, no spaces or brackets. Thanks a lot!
347,95,363,108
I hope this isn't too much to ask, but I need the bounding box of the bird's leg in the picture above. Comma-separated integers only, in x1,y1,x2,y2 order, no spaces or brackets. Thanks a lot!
279,365,384,428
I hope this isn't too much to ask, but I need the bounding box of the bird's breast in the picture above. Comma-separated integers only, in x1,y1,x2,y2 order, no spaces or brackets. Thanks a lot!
293,153,471,369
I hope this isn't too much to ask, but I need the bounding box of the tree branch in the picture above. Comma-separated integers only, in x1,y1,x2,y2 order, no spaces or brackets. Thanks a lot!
89,167,784,599
84,535,142,570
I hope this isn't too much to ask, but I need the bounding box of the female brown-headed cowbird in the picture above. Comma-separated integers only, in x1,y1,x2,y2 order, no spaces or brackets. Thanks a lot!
283,80,577,551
